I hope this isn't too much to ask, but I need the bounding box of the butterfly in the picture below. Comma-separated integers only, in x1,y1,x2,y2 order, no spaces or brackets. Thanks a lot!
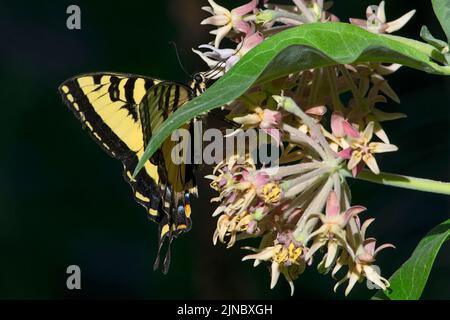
59,72,206,273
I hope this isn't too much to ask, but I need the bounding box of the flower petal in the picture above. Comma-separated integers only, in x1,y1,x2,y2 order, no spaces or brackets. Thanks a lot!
372,121,390,144
254,172,270,189
207,0,230,15
347,151,362,170
260,109,282,128
306,105,327,116
360,218,375,240
233,20,251,34
362,121,374,141
231,0,257,17
338,147,353,160
270,261,281,289
363,238,377,256
212,205,227,217
377,63,402,75
364,265,387,290
343,121,360,138
374,243,396,256
242,246,277,262
241,31,264,54
370,142,398,153
342,205,366,225
386,9,416,33
263,128,282,146
377,1,386,23
201,15,230,26
214,24,233,48
331,112,345,137
333,274,347,292
286,275,295,296
372,108,406,122
371,74,401,103
331,252,348,279
362,153,380,174
304,238,326,260
352,161,365,177
325,241,339,268
232,113,261,126
344,272,360,296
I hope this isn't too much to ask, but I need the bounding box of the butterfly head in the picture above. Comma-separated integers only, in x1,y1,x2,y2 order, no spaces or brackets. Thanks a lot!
190,72,207,96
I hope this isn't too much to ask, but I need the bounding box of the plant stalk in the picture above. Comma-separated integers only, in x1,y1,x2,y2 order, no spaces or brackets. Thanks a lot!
343,169,450,196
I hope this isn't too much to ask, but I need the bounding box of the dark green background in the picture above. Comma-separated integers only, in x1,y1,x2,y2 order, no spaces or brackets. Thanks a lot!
1,0,448,299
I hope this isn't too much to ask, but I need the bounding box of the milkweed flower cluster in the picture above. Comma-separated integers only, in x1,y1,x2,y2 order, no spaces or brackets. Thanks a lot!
196,0,414,296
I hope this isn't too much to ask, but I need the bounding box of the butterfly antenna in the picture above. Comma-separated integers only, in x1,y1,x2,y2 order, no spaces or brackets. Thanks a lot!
204,61,226,80
203,37,246,80
234,38,245,55
169,41,191,78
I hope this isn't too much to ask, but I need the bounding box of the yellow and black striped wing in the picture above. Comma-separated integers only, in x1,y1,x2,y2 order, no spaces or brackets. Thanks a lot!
59,73,199,273
139,81,198,272
59,73,170,218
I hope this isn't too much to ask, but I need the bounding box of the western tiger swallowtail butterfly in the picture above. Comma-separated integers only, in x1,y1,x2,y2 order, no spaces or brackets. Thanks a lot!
59,72,206,273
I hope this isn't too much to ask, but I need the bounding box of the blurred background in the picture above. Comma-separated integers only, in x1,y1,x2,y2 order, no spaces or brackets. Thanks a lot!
0,0,448,299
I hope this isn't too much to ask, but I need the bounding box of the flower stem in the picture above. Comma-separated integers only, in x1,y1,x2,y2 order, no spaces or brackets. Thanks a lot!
325,67,344,113
344,169,450,196
292,0,316,22
282,123,327,160
258,10,308,24
279,97,335,160
337,64,367,113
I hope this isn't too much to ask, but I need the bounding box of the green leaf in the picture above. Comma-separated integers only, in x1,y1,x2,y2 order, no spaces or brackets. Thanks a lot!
432,0,450,44
420,25,449,52
133,22,450,177
373,219,450,300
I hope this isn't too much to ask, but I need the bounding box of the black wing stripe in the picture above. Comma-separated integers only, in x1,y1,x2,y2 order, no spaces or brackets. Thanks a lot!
172,85,180,113
93,74,102,84
163,84,172,119
124,77,137,104
109,76,120,102
144,79,154,92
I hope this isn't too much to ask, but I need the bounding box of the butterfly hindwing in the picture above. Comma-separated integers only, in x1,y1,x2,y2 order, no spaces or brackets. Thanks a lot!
139,81,199,272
